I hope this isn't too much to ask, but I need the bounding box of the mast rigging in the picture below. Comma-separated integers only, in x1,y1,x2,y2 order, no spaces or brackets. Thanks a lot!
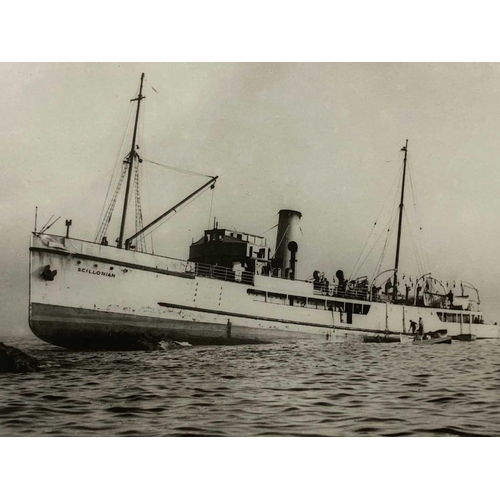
125,176,218,249
96,73,218,252
393,139,408,302
118,73,145,249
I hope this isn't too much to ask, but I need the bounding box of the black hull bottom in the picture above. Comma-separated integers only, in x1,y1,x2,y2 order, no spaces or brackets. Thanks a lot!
29,303,340,350
29,303,273,350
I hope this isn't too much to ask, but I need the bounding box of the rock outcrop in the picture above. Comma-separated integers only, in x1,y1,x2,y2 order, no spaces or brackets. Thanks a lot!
0,341,40,373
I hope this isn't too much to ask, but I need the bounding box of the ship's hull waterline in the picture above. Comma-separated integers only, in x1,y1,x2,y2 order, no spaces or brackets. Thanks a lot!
29,234,500,350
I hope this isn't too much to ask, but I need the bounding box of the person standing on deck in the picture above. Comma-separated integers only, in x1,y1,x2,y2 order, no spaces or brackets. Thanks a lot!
447,290,454,308
385,279,392,295
416,285,422,305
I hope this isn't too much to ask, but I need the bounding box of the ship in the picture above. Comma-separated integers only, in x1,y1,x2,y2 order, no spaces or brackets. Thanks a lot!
29,74,500,349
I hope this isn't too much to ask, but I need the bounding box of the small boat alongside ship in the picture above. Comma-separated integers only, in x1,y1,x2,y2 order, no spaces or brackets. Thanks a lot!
363,329,452,345
412,331,452,345
29,74,500,350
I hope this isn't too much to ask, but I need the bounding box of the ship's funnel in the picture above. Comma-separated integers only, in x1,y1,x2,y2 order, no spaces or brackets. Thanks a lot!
273,209,302,279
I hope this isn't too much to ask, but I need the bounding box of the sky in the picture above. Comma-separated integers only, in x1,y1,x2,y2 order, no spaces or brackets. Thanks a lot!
2,62,500,333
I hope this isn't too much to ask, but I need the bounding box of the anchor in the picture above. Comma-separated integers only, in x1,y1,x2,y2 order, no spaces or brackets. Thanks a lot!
41,265,57,281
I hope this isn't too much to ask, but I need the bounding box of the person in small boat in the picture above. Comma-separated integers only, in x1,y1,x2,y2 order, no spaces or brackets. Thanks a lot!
409,320,417,334
418,317,425,339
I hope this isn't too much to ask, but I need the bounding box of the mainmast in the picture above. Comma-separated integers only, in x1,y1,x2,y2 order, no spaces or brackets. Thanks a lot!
117,73,145,249
393,139,408,302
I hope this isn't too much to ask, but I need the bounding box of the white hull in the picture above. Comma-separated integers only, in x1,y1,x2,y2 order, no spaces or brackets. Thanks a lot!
29,234,500,349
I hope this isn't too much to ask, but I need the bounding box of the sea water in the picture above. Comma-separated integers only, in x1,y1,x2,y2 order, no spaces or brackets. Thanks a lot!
1,331,500,436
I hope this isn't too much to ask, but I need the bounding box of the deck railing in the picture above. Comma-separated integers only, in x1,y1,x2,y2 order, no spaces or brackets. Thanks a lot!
38,234,481,311
186,261,255,285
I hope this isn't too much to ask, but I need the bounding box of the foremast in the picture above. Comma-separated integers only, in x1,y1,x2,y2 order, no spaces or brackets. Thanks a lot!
118,73,145,249
393,139,408,302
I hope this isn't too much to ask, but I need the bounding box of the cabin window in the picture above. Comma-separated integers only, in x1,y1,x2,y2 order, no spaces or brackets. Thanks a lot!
463,314,470,324
327,300,344,312
326,300,345,312
353,304,363,314
362,305,371,315
437,312,444,321
247,289,267,302
268,292,287,305
289,295,306,307
307,298,326,310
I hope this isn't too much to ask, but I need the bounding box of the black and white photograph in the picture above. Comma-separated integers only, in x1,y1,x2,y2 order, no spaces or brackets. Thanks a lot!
1,3,498,499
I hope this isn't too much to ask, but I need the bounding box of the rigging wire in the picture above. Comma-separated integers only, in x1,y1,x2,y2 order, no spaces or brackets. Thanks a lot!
254,213,281,237
351,157,403,281
132,96,147,253
355,213,396,282
403,208,425,278
39,215,55,234
373,212,399,283
143,158,214,179
261,223,279,235
94,165,128,243
271,225,290,260
93,77,215,251
137,184,215,242
40,216,61,235
349,165,402,281
372,171,403,283
140,98,154,254
404,190,427,277
94,102,135,241
407,159,430,273
93,165,123,241
379,164,406,280
133,162,146,252
96,76,144,243
145,76,159,94
373,215,396,282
